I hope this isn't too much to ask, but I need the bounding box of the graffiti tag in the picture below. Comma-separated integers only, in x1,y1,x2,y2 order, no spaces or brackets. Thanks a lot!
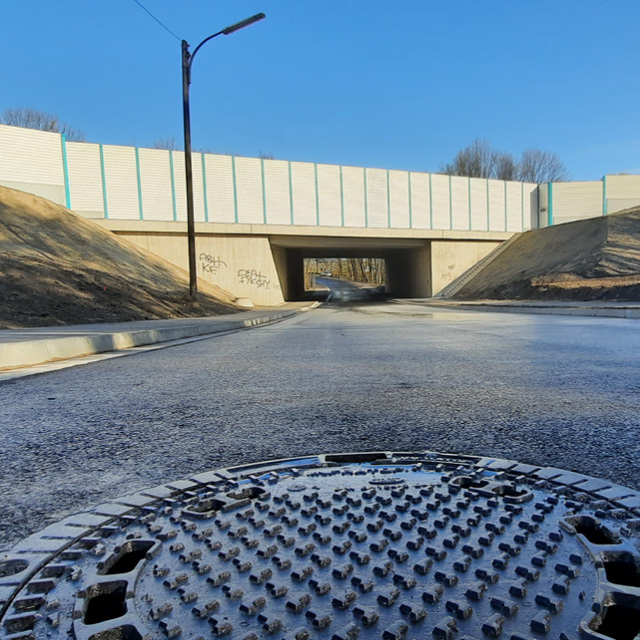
238,268,270,289
200,254,227,273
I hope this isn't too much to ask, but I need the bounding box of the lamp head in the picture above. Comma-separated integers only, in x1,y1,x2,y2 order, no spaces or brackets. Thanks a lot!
222,13,265,35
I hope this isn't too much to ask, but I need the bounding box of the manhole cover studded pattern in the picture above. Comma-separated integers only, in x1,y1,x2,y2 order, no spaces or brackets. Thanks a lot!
2,452,640,640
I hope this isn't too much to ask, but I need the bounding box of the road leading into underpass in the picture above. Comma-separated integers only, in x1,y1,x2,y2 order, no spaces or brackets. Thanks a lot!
315,276,377,302
1,301,639,551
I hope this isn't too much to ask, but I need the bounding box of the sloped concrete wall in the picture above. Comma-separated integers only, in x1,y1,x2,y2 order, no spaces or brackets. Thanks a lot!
119,232,285,306
431,241,502,295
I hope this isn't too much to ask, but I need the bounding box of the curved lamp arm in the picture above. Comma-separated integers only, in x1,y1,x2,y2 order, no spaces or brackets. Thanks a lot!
187,13,266,81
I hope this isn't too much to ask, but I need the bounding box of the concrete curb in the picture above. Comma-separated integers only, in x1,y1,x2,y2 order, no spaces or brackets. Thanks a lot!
0,307,316,372
395,299,640,319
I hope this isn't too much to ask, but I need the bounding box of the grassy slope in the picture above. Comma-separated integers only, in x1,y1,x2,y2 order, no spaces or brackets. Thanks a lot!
455,207,640,301
0,186,239,328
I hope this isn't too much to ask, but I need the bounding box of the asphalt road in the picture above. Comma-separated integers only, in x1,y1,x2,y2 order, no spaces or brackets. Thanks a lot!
315,276,377,302
1,301,640,552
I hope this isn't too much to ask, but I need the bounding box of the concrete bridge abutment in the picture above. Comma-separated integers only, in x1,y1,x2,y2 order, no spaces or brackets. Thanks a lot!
95,220,508,305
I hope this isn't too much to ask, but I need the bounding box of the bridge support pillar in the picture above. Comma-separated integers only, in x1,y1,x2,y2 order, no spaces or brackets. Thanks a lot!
272,246,305,300
385,245,432,298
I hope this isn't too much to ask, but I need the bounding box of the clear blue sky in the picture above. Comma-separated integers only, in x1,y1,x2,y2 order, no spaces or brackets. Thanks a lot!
1,1,638,180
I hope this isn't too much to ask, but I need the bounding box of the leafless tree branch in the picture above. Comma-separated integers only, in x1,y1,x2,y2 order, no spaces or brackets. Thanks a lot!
440,138,569,183
1,107,86,141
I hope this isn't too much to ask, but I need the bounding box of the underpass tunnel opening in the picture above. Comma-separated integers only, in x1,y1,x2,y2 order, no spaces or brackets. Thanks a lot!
269,237,432,301
303,258,386,294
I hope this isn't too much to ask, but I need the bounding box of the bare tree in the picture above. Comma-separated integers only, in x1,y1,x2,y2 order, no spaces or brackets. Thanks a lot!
258,152,275,160
152,137,178,150
3,107,57,131
303,257,384,289
440,139,500,179
518,149,569,182
493,152,519,181
440,138,569,183
59,122,86,142
1,107,86,141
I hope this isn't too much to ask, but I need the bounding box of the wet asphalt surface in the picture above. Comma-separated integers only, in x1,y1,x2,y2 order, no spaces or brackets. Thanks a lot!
1,300,640,552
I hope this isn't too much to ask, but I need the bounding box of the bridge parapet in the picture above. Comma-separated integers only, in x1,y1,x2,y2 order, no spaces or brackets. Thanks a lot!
1,124,538,233
3,125,640,235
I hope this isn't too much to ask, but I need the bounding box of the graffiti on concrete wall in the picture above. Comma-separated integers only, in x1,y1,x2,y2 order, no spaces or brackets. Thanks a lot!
200,254,227,274
200,256,275,291
238,268,271,289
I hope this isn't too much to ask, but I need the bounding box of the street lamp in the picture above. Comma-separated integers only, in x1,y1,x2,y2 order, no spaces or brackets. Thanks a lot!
182,12,266,299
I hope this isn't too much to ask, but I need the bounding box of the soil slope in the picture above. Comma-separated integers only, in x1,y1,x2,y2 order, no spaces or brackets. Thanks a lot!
454,207,640,301
0,186,239,328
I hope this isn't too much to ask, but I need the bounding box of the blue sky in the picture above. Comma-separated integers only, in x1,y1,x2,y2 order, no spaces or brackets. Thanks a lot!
1,1,638,180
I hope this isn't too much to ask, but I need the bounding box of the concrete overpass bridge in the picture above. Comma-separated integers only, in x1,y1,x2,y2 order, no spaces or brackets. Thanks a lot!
2,124,640,304
96,218,511,304
0,124,532,304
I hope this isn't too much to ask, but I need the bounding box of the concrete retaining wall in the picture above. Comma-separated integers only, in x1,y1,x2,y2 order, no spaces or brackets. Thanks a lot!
121,232,285,306
430,241,502,295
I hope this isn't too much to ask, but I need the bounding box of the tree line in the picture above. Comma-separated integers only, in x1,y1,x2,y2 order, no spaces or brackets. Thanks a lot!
304,258,385,290
439,138,568,182
1,107,86,141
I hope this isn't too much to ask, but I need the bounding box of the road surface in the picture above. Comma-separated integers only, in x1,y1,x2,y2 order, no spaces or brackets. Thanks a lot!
315,276,378,302
1,301,639,551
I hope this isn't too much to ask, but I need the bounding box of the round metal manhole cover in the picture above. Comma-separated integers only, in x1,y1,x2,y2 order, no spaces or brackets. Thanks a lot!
2,451,640,640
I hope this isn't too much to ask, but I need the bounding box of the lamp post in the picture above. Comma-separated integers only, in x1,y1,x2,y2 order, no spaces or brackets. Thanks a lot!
182,13,266,299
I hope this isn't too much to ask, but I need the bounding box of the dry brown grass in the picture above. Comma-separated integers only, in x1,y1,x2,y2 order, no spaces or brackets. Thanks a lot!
0,186,239,328
455,207,640,301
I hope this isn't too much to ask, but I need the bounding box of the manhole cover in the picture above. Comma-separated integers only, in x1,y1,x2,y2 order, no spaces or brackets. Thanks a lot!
2,451,640,640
